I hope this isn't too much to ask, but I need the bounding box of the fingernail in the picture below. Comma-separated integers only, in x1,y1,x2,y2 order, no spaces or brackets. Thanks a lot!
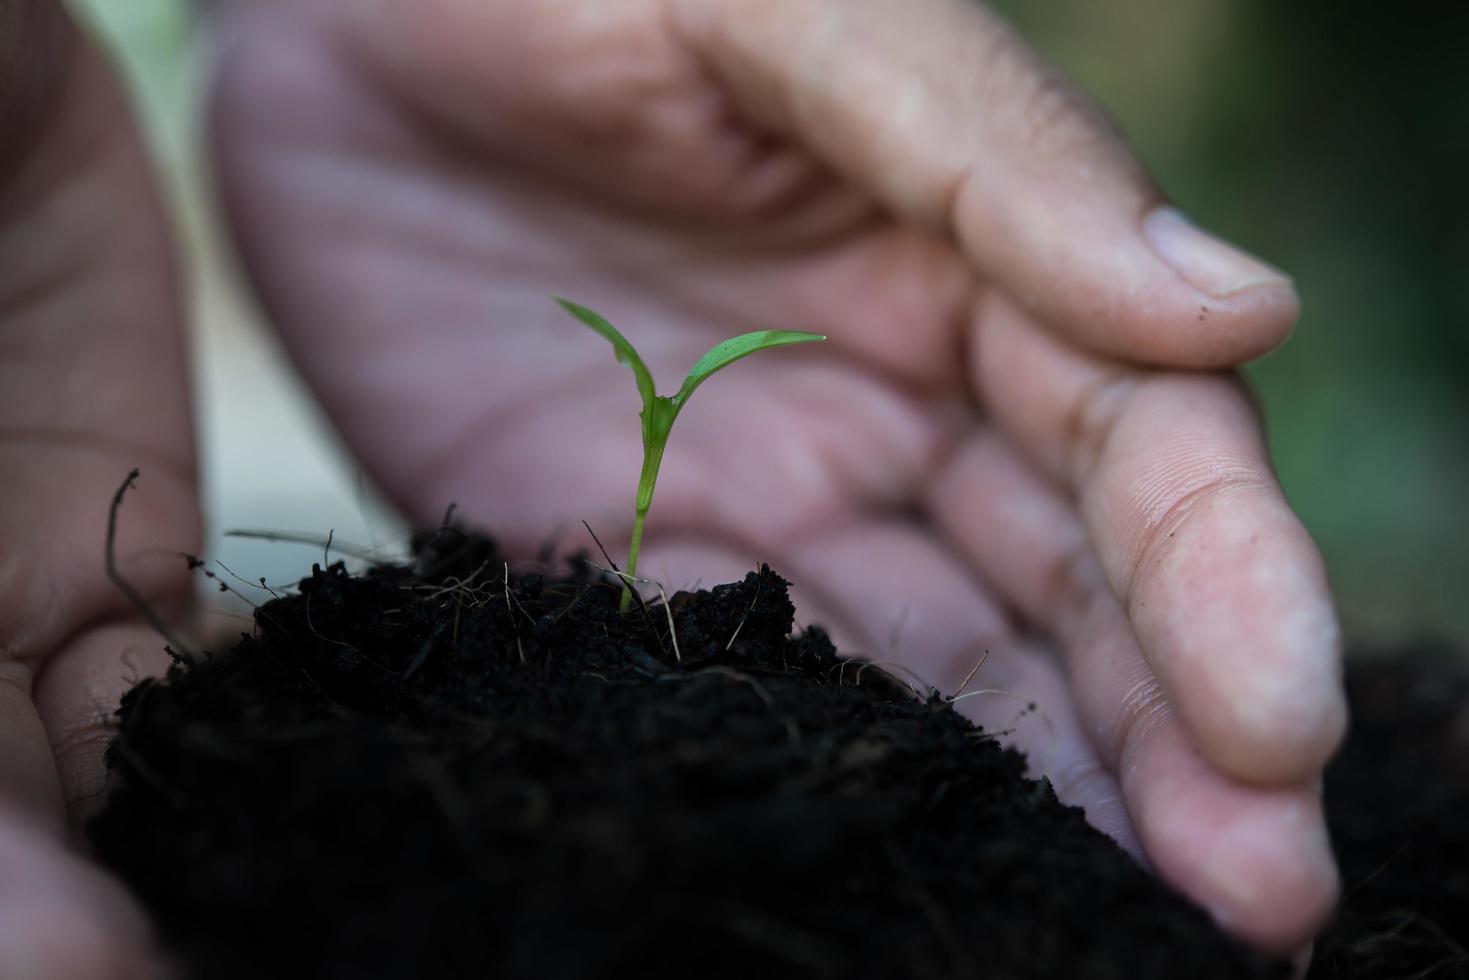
1143,206,1293,298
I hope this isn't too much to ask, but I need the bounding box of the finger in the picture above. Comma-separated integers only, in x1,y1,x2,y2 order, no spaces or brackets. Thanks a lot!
33,623,178,826
969,295,1345,783
927,429,1336,949
670,0,1297,367
0,33,199,819
0,17,197,979
0,818,168,979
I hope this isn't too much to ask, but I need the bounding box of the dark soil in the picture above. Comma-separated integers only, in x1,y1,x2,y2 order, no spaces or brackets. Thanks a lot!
88,526,1289,980
1306,647,1469,980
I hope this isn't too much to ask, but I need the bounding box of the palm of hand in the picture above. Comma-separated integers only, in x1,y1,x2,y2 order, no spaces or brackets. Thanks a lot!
216,3,1011,690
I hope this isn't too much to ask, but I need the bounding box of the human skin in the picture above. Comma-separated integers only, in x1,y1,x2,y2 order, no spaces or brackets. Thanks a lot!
0,0,1344,973
0,2,197,976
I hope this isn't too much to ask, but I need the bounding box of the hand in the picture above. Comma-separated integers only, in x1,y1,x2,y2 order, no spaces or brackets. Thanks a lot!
212,0,1344,951
0,5,197,976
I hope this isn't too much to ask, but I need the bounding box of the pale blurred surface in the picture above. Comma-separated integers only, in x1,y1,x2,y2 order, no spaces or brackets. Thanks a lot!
67,0,1468,645
69,0,409,611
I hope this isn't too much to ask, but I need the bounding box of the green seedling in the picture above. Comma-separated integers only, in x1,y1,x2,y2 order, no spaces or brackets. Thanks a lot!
556,298,824,612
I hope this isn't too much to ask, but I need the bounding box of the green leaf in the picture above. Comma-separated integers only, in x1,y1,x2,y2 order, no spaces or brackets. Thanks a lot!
555,298,657,411
673,330,825,409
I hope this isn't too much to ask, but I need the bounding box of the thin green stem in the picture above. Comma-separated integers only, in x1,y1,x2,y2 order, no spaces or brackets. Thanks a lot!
556,300,821,615
620,506,648,613
621,434,667,613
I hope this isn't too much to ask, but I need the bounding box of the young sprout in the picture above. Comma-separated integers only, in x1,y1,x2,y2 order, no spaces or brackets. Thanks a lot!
556,298,824,612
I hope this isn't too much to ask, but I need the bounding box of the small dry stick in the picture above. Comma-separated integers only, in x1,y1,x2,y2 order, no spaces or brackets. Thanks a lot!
224,527,377,561
949,689,1056,739
502,563,527,664
107,469,194,664
725,575,765,651
853,660,929,700
951,648,992,700
582,559,682,663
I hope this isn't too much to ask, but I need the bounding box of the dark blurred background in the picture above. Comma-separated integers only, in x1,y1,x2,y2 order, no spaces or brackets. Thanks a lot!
74,0,1469,646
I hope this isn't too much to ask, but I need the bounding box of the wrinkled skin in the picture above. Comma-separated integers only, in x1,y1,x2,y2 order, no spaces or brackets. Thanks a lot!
0,0,1345,974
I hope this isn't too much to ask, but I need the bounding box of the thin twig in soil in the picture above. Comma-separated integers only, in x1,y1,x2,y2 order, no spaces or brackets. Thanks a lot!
184,555,291,638
302,591,409,680
725,574,766,651
582,559,682,663
212,558,280,602
581,520,621,579
580,521,664,644
409,560,492,604
951,648,991,699
183,554,261,610
224,527,377,561
302,592,358,653
403,619,450,681
847,660,932,700
545,580,590,626
501,562,538,628
949,689,1055,738
106,470,194,664
503,563,527,664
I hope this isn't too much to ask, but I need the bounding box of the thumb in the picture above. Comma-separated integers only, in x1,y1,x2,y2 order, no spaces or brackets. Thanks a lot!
672,0,1297,367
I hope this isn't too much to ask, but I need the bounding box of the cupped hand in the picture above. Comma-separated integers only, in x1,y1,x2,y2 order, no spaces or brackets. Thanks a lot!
212,0,1344,951
0,5,198,977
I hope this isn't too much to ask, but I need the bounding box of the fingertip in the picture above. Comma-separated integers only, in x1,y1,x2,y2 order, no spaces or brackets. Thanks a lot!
963,192,1300,370
1142,208,1293,299
1194,805,1338,954
1136,755,1339,953
0,823,168,980
1050,206,1301,369
1140,207,1301,365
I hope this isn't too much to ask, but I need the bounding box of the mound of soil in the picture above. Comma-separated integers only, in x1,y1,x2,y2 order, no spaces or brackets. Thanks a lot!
88,526,1286,980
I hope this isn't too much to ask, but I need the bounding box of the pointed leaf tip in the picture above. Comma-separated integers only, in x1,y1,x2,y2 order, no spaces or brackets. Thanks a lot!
555,298,657,410
674,330,824,407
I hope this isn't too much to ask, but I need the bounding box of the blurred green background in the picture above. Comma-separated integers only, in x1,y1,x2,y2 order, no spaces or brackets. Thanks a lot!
70,0,1468,646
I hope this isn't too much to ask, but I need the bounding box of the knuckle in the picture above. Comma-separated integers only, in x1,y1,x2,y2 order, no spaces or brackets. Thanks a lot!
1037,538,1105,643
1062,368,1139,488
1123,469,1276,604
1014,71,1106,162
983,40,1123,172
